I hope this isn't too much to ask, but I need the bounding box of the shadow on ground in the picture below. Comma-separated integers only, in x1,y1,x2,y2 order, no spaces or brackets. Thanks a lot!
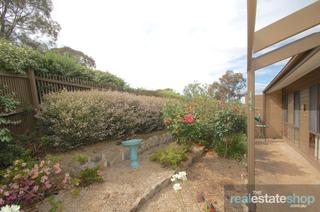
255,147,306,176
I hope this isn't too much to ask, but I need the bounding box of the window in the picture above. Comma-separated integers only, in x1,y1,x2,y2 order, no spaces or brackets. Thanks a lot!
294,91,300,128
283,94,288,122
310,84,320,133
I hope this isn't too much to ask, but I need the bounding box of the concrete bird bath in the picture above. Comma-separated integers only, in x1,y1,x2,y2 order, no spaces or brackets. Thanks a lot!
122,139,142,168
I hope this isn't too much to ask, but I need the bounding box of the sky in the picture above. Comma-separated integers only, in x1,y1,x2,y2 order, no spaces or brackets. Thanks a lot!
51,0,317,94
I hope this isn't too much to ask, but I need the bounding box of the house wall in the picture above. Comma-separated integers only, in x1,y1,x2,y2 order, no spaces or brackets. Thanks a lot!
255,95,264,119
265,67,320,164
282,67,320,153
265,90,283,138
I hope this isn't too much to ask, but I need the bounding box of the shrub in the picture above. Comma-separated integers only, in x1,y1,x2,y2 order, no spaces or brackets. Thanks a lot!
0,159,67,207
0,86,32,168
150,143,190,169
162,97,221,142
205,107,246,142
162,98,207,142
79,167,103,186
213,133,247,160
48,196,63,212
36,90,168,149
72,154,88,165
162,97,247,159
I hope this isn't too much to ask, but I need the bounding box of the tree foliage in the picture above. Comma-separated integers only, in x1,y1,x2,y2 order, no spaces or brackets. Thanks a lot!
0,0,60,48
52,46,96,68
156,88,182,98
0,39,127,90
183,82,208,98
208,70,246,102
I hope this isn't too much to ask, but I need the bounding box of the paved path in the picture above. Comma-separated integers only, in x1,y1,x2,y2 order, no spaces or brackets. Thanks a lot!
256,140,320,184
255,140,320,212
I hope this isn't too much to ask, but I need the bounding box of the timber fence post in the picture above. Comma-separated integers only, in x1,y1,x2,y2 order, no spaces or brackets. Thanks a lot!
27,69,40,108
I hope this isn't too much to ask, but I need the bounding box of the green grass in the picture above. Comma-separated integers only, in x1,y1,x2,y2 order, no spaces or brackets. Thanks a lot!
72,154,88,164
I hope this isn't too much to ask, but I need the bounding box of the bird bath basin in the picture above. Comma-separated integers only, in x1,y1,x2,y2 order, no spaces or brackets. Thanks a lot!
122,139,142,168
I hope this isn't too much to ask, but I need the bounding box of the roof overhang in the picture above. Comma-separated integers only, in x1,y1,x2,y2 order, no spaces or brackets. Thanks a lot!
253,1,320,53
253,32,320,71
249,1,320,94
265,47,320,94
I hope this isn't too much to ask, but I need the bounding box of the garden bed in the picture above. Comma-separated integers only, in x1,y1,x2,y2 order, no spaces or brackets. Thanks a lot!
140,151,248,212
25,131,173,211
25,135,208,212
42,130,173,176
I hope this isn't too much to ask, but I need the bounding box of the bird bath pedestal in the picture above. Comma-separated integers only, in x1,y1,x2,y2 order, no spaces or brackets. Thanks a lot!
122,139,142,169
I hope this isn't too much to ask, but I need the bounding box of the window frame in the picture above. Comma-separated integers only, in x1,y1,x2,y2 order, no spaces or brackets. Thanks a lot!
293,91,300,128
283,93,288,123
309,84,320,134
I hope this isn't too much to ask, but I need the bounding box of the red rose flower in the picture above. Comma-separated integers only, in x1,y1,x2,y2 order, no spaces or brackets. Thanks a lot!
183,114,194,123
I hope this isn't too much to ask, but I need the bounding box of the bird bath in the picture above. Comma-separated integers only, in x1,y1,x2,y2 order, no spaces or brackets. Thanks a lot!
122,139,142,168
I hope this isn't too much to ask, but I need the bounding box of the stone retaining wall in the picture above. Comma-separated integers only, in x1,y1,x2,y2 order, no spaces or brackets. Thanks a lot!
83,131,174,169
122,132,173,160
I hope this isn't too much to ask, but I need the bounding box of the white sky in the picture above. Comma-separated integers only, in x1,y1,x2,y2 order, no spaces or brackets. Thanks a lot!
51,0,316,93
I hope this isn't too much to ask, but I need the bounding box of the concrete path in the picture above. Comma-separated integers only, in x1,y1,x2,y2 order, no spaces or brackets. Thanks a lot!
255,141,320,211
256,140,320,184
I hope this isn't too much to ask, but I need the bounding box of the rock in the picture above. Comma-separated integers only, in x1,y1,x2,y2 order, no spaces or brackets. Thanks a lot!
91,154,102,162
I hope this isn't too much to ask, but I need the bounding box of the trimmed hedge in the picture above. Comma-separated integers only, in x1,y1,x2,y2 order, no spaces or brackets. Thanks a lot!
36,90,169,149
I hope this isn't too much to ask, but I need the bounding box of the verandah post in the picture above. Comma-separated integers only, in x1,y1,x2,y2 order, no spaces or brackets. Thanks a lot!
247,69,255,186
247,0,256,211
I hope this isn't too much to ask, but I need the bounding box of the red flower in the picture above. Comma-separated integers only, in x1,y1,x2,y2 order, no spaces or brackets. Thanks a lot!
183,114,194,123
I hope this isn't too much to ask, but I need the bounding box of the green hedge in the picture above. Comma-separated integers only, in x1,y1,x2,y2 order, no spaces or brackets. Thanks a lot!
36,90,169,149
0,39,126,90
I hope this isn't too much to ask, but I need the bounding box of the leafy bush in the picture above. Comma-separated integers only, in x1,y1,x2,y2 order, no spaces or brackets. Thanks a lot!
48,196,64,212
36,90,168,149
150,143,190,169
213,133,247,160
0,86,19,114
162,97,219,142
0,39,126,90
162,97,247,158
204,107,246,142
0,159,68,207
79,167,103,186
0,86,31,168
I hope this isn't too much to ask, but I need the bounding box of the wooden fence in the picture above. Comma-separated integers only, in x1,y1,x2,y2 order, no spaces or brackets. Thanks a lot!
0,70,108,133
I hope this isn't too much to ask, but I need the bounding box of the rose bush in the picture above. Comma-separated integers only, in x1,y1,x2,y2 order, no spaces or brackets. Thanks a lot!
162,97,247,158
162,97,219,143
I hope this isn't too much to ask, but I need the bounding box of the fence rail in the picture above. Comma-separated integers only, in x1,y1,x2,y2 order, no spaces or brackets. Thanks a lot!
0,70,109,133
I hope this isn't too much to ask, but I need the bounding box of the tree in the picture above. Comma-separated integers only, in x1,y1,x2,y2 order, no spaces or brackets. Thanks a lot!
93,70,126,90
208,70,246,102
51,47,96,68
156,88,181,98
183,82,208,98
0,0,60,48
